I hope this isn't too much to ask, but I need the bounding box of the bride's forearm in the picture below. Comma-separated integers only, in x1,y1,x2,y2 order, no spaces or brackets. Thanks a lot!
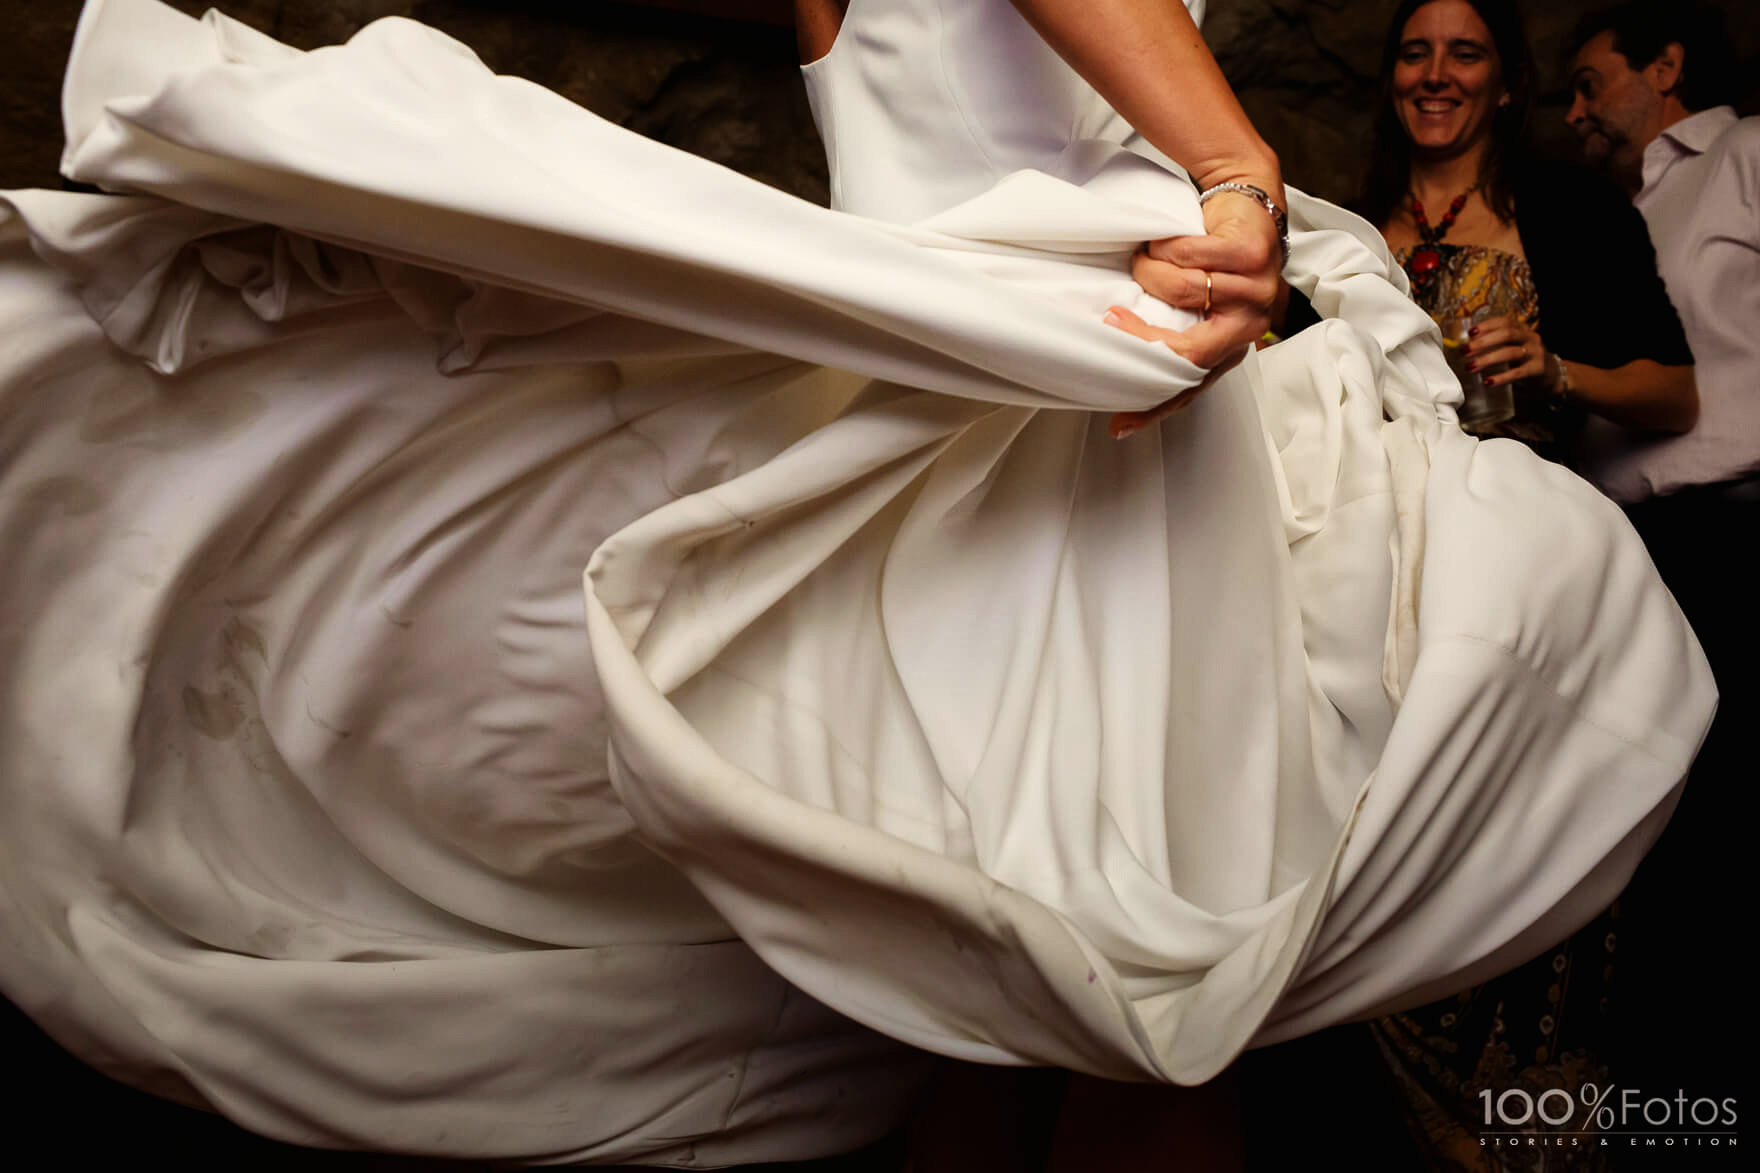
1008,0,1281,204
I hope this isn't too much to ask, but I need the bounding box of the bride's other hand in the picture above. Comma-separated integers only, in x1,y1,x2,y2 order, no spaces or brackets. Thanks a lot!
1102,303,1246,438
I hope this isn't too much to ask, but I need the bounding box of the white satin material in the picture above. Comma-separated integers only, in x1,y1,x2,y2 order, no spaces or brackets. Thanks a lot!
0,0,1712,1164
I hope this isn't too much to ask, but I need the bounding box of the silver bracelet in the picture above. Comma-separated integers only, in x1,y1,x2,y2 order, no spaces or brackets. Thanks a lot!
1198,182,1290,266
1546,352,1573,400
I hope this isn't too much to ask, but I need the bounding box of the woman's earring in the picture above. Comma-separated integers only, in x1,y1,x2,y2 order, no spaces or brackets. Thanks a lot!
1497,94,1510,107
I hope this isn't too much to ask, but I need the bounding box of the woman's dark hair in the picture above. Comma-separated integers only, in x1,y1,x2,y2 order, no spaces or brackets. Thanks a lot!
1568,3,1740,114
1357,0,1535,230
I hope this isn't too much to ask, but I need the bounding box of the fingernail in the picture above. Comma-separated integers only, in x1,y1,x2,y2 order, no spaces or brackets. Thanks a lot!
1469,326,1480,336
1103,308,1123,326
1466,361,1478,371
1112,421,1138,440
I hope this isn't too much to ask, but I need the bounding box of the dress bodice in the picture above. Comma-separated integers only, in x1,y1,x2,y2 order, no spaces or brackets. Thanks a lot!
802,0,1204,222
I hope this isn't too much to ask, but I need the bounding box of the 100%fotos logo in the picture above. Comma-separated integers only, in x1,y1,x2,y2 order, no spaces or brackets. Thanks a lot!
1482,1083,1738,1131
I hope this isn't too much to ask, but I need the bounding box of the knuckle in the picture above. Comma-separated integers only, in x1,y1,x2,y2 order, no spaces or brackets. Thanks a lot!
1131,259,1172,295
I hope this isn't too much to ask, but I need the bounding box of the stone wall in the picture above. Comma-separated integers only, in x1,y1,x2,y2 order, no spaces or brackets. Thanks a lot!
4,1,829,201
5,1,1758,204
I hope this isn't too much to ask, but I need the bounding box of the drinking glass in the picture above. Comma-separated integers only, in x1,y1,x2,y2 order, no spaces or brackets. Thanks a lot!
1440,310,1514,433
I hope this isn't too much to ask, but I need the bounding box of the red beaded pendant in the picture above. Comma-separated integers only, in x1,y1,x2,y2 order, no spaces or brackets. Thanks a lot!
1405,184,1478,290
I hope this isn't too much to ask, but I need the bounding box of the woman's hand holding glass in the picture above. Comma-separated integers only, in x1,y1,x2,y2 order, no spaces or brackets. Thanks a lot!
1104,189,1285,438
1464,314,1563,394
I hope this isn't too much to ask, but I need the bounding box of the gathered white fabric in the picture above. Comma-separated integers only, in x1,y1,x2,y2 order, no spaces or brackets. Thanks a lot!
0,0,1713,1165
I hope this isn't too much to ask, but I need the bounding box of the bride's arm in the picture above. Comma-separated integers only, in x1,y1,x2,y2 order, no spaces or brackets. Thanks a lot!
795,0,844,62
1010,1,1284,433
1008,0,1281,208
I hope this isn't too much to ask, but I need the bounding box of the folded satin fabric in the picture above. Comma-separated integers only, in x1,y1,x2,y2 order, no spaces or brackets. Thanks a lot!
0,0,1711,1162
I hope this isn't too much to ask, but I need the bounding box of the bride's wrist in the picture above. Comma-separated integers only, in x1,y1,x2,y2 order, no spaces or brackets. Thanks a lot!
1192,148,1284,211
1198,176,1289,264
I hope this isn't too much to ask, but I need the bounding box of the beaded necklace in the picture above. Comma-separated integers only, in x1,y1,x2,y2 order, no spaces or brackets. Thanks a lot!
1405,183,1481,290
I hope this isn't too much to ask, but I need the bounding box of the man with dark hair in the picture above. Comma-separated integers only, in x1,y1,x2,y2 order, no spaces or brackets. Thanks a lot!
1567,3,1741,191
1566,2,1756,508
1566,0,1756,1122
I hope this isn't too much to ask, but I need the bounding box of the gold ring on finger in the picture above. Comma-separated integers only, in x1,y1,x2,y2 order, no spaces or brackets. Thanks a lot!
1202,271,1213,318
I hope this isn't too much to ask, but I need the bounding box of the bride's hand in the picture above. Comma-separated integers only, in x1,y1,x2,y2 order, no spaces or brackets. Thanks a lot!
1104,190,1283,438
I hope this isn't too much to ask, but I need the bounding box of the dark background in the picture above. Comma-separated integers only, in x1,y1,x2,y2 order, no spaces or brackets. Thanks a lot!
5,1,1758,205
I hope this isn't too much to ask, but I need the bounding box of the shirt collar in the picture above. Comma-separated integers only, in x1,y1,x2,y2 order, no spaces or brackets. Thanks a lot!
1640,107,1737,195
1657,106,1739,157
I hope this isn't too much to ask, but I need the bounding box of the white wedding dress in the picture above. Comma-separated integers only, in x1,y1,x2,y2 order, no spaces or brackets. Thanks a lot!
0,0,1713,1165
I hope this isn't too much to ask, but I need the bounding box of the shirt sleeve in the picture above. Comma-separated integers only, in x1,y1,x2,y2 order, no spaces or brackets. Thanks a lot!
1673,123,1760,389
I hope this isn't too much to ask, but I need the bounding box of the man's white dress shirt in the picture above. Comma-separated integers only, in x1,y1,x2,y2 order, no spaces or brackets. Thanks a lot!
1579,106,1760,503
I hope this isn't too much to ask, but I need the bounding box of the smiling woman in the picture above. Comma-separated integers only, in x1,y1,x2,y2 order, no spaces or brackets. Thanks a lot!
1359,0,1695,462
1391,3,1510,163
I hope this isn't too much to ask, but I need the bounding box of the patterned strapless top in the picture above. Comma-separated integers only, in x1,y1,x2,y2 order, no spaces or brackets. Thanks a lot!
1395,242,1538,328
